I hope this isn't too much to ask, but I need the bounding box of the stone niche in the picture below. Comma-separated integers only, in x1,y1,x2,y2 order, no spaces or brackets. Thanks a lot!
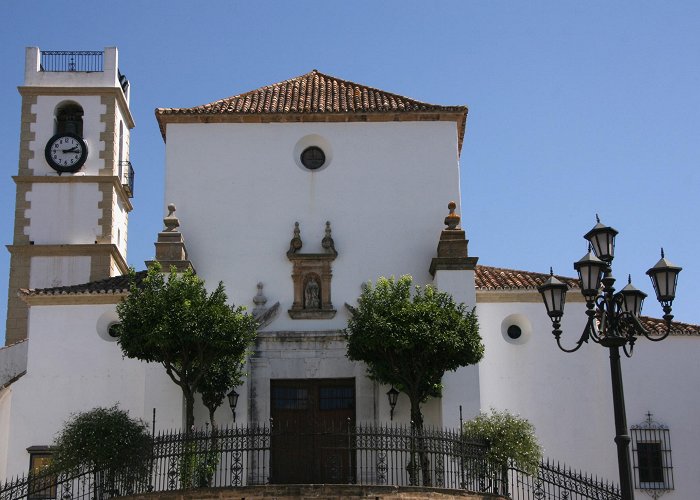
287,221,337,319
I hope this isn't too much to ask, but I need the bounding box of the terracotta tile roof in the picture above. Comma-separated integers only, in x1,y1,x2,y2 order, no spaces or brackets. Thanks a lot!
475,265,580,290
155,69,468,150
20,265,699,336
639,316,700,336
19,271,147,297
475,265,699,336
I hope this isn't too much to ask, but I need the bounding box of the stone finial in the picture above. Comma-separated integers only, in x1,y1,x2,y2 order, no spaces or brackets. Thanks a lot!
253,282,268,315
147,203,194,272
444,201,460,230
288,222,303,254
321,221,336,254
163,203,179,232
429,200,477,276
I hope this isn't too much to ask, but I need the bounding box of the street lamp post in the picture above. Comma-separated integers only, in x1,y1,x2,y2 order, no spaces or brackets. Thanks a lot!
537,217,681,500
387,387,399,421
227,389,239,423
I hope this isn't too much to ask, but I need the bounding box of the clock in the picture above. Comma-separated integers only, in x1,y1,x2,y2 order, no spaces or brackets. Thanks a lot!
44,133,88,173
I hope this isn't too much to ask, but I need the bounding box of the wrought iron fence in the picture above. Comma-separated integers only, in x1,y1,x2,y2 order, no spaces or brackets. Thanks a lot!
40,51,103,72
508,460,622,500
1,423,621,500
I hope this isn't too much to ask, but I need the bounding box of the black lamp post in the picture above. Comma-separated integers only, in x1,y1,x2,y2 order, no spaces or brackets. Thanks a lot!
538,217,681,500
227,389,239,423
387,387,399,421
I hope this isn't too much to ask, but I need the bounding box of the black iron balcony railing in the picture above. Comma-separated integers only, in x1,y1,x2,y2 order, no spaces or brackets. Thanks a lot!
0,423,621,500
40,51,103,72
118,161,135,198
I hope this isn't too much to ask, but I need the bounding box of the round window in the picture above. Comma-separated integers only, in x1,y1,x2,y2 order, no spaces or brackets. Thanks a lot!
108,323,120,338
300,146,326,170
501,314,532,345
507,325,522,340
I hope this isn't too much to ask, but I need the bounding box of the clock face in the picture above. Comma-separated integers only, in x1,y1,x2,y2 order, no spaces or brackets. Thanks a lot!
44,133,88,173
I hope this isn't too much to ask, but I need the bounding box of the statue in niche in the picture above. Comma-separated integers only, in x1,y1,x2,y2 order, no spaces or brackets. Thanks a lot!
304,278,320,309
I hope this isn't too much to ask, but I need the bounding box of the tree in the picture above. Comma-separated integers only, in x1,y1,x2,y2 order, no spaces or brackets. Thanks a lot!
346,275,483,427
115,264,257,431
463,409,543,494
52,405,152,490
198,356,244,428
345,275,484,484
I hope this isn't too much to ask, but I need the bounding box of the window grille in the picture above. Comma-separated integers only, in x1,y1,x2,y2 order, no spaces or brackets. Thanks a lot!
631,412,673,498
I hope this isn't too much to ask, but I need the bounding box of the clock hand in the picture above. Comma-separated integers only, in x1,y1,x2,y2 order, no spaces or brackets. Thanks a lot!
62,147,79,153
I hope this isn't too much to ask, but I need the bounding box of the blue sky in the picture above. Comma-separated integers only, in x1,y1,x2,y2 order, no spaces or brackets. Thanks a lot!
1,1,698,344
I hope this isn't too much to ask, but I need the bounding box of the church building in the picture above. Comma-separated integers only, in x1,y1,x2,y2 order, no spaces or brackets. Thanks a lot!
1,47,698,499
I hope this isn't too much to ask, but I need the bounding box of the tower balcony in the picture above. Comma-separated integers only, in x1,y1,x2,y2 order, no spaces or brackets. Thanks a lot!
24,47,130,102
118,161,135,198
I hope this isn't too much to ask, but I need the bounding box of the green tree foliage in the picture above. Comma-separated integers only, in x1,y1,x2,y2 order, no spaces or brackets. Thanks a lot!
115,264,257,430
198,356,244,428
346,275,484,428
52,405,152,479
463,409,543,476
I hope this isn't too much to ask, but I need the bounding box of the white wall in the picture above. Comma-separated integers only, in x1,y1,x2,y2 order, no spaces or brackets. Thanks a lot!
0,389,12,479
26,183,102,244
113,190,129,256
435,269,480,427
1,304,178,478
463,296,700,498
622,335,700,499
29,256,91,289
472,299,618,479
164,121,461,331
0,340,28,388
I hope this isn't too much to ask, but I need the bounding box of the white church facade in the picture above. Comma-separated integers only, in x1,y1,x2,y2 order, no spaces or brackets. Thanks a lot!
1,47,699,498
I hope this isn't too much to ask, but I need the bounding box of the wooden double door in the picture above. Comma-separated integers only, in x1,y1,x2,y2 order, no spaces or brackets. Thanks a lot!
270,378,355,484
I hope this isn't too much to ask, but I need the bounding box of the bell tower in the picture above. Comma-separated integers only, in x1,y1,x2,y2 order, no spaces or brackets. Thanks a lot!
5,47,135,345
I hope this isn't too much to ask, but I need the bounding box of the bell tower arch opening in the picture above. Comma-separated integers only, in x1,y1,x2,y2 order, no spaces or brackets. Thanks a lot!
54,101,84,137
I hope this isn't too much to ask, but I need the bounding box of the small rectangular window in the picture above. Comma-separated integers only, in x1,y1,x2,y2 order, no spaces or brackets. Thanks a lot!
637,442,664,484
27,448,56,500
271,386,309,410
631,414,673,491
319,386,354,410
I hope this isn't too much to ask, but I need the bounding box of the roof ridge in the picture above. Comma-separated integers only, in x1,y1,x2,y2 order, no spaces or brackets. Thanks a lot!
154,70,469,148
158,69,467,114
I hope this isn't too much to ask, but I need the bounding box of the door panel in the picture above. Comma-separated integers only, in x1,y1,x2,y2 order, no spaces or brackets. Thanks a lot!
270,379,355,484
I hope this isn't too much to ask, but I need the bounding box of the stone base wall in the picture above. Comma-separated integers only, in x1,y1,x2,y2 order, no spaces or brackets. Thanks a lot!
120,484,505,500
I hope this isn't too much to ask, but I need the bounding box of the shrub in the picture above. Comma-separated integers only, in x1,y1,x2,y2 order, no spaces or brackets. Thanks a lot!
52,405,152,480
463,409,543,476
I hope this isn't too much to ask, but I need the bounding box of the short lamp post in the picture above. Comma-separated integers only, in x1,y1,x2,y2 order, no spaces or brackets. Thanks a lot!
227,389,239,423
538,217,681,500
387,387,399,421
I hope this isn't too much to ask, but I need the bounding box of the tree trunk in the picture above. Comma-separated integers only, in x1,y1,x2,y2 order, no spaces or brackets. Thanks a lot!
409,395,432,487
208,407,216,430
184,387,195,433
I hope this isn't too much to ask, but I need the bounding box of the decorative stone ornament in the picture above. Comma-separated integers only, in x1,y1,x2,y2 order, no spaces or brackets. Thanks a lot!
288,222,303,254
146,203,194,272
163,204,180,231
252,282,280,328
444,201,460,230
321,221,337,255
287,221,337,319
253,282,268,315
429,201,478,276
